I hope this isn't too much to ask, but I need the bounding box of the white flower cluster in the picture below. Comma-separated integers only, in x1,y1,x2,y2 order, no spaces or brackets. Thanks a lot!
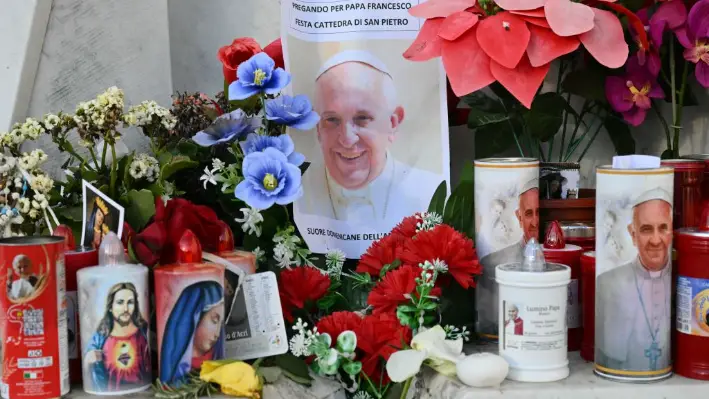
73,86,125,142
19,149,48,171
1,117,46,147
416,212,443,233
273,233,303,269
353,392,373,399
324,249,346,279
125,100,177,130
289,318,320,357
443,325,471,342
129,153,160,182
234,207,263,237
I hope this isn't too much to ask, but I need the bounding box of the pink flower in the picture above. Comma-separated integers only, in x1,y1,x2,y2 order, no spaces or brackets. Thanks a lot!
682,0,709,87
605,59,664,126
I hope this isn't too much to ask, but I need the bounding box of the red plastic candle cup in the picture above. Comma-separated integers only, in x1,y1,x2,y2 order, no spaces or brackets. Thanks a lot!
54,225,99,384
543,221,584,351
154,230,226,385
684,154,709,204
674,205,709,380
217,250,257,275
661,159,704,229
559,222,595,252
580,251,596,362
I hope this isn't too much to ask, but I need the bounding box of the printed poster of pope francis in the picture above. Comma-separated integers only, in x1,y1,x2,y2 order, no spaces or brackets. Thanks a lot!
282,37,450,257
595,169,674,381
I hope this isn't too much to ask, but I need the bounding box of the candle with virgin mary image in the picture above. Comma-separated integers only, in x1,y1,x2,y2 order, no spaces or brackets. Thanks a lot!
154,230,226,385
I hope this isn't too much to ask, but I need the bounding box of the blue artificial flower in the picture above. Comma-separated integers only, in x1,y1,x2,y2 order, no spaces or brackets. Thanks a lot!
265,95,320,130
240,133,305,167
228,53,291,100
235,147,303,210
192,109,261,147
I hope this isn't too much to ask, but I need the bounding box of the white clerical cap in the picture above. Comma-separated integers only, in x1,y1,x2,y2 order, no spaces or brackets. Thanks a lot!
632,187,672,208
316,50,393,80
520,178,539,195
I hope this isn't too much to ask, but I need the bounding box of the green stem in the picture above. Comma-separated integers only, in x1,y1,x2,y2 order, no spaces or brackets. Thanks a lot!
558,92,572,162
564,101,590,157
399,377,413,399
652,103,672,151
669,39,677,156
538,142,547,162
575,118,605,162
674,59,689,157
88,147,99,169
508,120,524,157
110,144,118,198
252,357,263,369
101,140,108,168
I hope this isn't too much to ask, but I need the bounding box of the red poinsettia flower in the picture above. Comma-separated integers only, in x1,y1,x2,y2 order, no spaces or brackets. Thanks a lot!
316,311,362,340
405,0,645,108
399,224,481,289
278,267,331,322
367,265,442,315
355,233,407,275
355,312,412,383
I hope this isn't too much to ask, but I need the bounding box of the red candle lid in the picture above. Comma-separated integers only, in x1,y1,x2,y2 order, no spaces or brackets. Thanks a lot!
177,229,202,264
53,224,76,251
216,220,235,253
543,220,565,249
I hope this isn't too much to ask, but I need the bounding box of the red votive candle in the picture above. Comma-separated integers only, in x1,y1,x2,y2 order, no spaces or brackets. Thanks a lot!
674,205,709,380
661,159,704,229
580,251,596,362
685,155,709,204
543,221,584,351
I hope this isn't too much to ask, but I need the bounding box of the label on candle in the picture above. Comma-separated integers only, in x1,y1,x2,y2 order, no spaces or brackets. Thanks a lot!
225,272,288,360
501,300,566,351
676,276,709,337
567,279,580,329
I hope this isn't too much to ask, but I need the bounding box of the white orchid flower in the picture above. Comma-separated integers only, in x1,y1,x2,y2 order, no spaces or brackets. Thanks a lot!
386,325,464,383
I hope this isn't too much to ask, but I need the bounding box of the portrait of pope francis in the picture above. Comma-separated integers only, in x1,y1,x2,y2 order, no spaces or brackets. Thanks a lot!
294,50,442,227
596,187,673,374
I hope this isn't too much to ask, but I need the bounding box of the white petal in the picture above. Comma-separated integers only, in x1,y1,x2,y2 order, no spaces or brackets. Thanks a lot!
386,350,427,383
412,326,463,364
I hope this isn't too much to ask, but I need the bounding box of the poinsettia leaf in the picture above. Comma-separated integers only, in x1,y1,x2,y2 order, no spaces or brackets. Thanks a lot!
427,181,447,215
604,112,635,155
459,162,474,184
562,65,607,102
274,354,313,385
161,155,199,181
473,117,522,158
524,92,567,142
124,189,156,231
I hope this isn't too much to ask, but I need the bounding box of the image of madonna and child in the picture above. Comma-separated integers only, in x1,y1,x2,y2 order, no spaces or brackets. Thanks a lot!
85,196,111,250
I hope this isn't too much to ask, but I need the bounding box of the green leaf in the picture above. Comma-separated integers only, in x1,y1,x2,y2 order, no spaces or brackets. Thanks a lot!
384,382,406,399
562,66,607,102
342,360,362,376
604,113,635,155
121,153,135,189
427,181,447,215
299,162,311,175
421,302,438,310
177,140,201,159
274,354,313,385
462,91,510,130
473,118,521,159
397,304,418,313
124,189,156,231
443,181,474,239
316,294,337,310
459,162,474,184
61,206,84,222
161,155,198,180
524,92,566,142
489,82,519,109
157,152,173,167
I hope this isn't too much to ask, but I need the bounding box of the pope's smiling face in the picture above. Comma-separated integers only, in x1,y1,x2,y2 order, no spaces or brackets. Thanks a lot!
628,199,672,271
315,62,404,190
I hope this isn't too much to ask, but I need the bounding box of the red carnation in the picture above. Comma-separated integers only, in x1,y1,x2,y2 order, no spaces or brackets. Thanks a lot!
278,267,331,322
355,312,411,383
316,311,362,341
390,214,422,239
367,265,441,315
400,224,482,289
356,233,407,276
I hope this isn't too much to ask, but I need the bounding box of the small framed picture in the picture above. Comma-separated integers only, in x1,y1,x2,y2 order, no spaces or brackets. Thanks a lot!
81,180,125,249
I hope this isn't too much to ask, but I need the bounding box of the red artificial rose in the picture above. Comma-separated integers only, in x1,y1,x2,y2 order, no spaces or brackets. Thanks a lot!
131,199,167,267
367,265,442,315
355,233,407,276
390,214,422,239
316,311,362,341
217,38,262,84
355,312,411,384
263,38,284,70
161,198,224,264
278,267,331,323
399,224,482,289
121,222,135,250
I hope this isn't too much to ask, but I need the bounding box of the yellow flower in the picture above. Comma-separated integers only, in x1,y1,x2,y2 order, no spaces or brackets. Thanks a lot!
200,360,262,399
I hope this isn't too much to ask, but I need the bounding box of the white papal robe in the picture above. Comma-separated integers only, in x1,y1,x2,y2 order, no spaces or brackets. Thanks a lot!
295,154,442,228
596,257,671,372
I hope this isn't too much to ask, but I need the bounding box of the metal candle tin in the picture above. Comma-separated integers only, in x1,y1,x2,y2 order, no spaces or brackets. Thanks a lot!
496,262,571,382
581,251,596,362
595,166,674,382
154,231,226,385
475,157,540,339
77,264,151,394
0,236,69,399
661,159,704,229
674,217,709,380
559,222,595,252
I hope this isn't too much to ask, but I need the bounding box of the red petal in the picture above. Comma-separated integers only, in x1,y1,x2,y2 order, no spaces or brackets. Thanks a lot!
476,12,531,69
438,11,479,41
521,16,551,28
493,0,546,11
404,19,444,61
410,0,477,18
510,8,546,18
443,26,495,96
490,56,550,109
545,0,595,37
526,25,580,67
579,8,629,68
